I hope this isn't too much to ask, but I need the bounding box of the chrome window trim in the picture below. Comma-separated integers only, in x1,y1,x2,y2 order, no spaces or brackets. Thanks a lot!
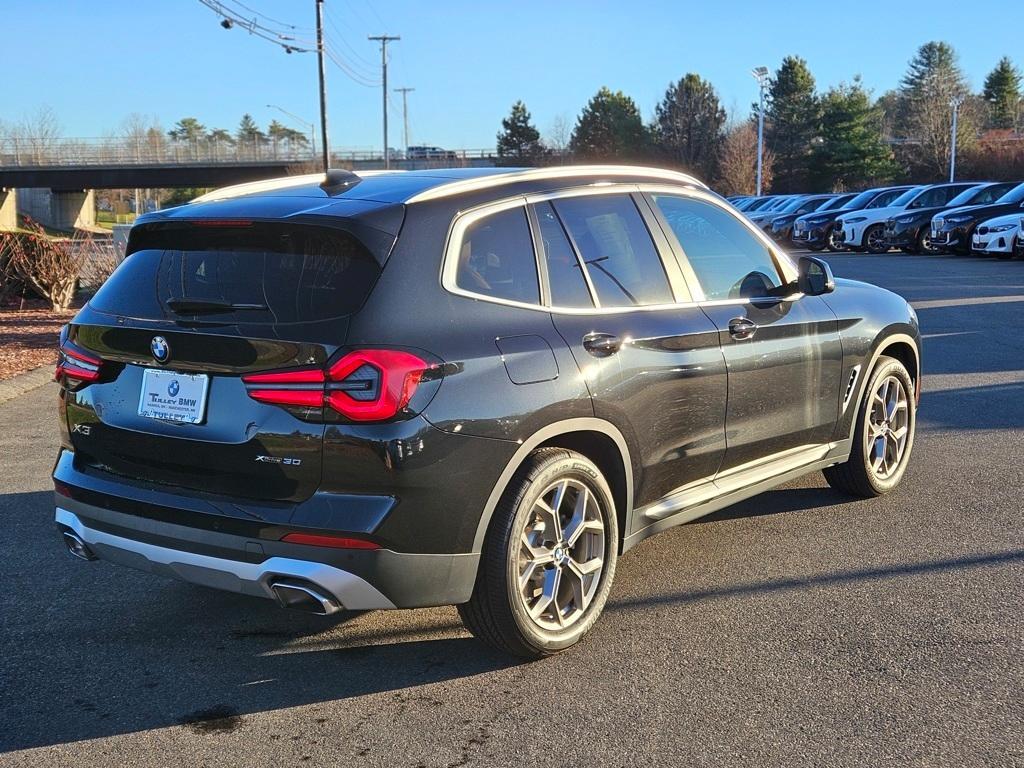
440,182,804,316
440,196,545,309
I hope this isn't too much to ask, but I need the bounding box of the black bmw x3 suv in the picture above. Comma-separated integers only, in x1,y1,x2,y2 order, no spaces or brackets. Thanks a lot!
54,166,921,658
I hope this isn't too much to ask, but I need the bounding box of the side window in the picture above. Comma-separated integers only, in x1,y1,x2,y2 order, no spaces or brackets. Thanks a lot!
869,189,901,208
552,194,673,307
652,194,784,301
455,206,539,305
534,202,594,308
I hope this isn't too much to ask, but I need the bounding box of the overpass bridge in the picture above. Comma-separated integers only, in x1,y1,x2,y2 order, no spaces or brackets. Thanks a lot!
0,137,500,229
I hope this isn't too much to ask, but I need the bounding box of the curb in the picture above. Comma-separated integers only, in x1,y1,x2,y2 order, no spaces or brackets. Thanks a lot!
0,366,55,406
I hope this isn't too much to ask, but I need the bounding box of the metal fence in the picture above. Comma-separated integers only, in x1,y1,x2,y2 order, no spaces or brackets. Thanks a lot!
0,137,499,168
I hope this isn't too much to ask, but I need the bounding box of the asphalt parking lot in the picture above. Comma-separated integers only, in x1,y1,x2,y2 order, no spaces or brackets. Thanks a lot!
1,250,1022,767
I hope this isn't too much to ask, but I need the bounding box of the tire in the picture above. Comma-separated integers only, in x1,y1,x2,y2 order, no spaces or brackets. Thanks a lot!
916,227,938,255
807,242,826,252
826,226,845,252
824,355,916,497
864,224,888,254
459,448,619,659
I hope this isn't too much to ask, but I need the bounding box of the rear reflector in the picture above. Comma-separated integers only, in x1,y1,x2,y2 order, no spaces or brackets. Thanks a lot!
280,532,381,550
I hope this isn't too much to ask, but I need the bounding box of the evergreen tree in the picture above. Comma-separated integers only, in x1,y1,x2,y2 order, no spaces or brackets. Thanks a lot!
651,73,725,180
983,56,1022,130
167,117,206,143
206,128,235,145
764,56,820,192
236,114,267,146
895,41,976,179
569,87,648,161
812,79,897,190
496,100,543,163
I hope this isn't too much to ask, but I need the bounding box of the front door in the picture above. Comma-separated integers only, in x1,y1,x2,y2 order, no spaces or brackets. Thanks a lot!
646,191,843,474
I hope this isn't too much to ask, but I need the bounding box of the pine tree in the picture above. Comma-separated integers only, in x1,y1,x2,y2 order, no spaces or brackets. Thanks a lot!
812,79,897,190
764,56,820,192
651,73,726,181
236,114,267,146
895,41,976,179
496,101,543,163
167,117,206,143
983,57,1022,130
569,87,648,161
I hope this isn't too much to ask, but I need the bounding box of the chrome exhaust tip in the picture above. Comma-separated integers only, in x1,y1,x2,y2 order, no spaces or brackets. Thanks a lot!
269,580,341,615
62,530,97,561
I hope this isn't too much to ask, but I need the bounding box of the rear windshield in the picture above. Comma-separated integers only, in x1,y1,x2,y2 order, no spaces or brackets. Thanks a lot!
90,222,380,325
995,183,1024,204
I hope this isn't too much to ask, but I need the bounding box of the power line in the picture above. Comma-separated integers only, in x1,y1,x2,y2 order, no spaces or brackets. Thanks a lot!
197,0,313,52
222,0,312,31
323,7,378,69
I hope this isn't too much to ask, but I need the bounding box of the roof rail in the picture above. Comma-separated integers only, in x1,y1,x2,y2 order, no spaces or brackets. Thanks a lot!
404,165,708,204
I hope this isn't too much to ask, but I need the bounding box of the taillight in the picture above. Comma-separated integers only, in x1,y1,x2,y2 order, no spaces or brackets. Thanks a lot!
241,349,431,422
56,338,102,386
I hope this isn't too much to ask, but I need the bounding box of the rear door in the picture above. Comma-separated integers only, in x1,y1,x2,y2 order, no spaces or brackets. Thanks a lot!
646,191,843,473
536,191,728,511
63,220,384,503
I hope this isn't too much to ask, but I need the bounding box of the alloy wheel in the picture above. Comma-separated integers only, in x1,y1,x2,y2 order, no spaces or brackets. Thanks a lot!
516,478,606,631
866,375,910,479
827,227,843,250
866,226,886,252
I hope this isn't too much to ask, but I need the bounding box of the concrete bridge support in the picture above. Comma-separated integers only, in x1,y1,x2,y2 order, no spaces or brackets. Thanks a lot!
16,188,95,230
0,189,16,230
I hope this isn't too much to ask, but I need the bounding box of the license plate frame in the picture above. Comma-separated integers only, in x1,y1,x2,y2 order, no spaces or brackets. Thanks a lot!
138,368,210,424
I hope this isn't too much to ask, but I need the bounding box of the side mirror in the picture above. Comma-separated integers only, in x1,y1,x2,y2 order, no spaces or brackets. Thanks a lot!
798,256,835,296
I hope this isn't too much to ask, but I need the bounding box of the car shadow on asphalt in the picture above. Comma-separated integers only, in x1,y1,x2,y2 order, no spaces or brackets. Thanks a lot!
690,486,854,524
0,491,521,753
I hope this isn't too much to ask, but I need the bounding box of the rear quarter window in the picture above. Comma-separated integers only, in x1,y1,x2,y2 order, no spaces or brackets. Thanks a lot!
90,222,382,325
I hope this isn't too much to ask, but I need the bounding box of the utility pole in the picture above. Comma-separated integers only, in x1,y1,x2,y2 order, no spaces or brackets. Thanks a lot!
315,0,330,172
368,34,400,168
949,96,964,182
394,87,414,152
752,67,770,196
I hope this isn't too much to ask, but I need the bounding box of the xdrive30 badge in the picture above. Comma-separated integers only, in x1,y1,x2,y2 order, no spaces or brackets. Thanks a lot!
255,455,302,466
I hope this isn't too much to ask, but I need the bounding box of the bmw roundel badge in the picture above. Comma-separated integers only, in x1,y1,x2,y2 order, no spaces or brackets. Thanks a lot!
167,380,180,397
151,335,170,363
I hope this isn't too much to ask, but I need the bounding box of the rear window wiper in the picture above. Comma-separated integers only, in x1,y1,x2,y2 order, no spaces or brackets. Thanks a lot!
165,298,268,314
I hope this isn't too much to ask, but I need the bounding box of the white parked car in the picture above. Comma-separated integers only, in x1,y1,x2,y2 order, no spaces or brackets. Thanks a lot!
836,187,924,253
971,213,1022,259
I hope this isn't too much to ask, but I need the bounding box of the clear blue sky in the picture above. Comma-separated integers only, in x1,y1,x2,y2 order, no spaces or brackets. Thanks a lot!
3,0,1022,151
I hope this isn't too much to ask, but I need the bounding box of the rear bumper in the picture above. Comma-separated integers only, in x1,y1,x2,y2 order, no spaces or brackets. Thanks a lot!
54,492,480,609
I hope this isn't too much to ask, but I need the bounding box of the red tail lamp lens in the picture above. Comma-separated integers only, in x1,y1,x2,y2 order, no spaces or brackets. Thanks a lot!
241,350,430,422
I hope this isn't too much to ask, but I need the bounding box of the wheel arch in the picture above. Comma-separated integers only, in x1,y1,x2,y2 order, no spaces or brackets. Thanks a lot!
470,418,634,554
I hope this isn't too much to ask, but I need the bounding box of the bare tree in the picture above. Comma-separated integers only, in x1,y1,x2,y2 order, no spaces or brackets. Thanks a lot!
0,220,97,310
716,122,774,196
17,106,62,164
546,114,571,160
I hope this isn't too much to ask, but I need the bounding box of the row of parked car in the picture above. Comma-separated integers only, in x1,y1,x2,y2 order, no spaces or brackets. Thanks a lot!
727,181,1024,260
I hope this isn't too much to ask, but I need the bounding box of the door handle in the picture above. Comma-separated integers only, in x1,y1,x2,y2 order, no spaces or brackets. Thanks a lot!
728,317,758,340
582,332,622,357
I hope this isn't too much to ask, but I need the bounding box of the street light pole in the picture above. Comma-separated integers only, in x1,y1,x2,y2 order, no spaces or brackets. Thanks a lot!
949,96,964,182
266,104,317,159
752,67,770,196
369,35,400,169
315,0,330,172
